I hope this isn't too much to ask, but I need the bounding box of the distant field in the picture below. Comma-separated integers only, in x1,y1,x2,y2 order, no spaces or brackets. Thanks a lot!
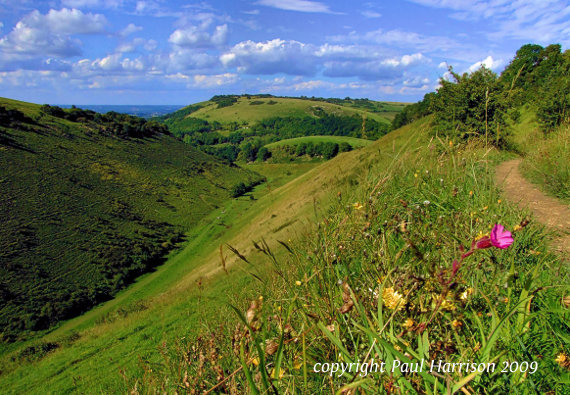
186,97,395,125
264,135,373,149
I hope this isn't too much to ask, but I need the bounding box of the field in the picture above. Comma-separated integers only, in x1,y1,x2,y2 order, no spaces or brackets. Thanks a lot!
264,135,373,149
181,96,398,126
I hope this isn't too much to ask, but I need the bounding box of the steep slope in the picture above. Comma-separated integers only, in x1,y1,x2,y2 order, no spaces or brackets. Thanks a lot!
0,97,263,342
0,112,423,394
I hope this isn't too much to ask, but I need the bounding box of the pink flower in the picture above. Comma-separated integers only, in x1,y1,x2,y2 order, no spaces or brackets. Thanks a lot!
490,224,513,249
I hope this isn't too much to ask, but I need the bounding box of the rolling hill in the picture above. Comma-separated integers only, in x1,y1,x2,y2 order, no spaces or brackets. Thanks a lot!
157,95,404,163
0,97,263,343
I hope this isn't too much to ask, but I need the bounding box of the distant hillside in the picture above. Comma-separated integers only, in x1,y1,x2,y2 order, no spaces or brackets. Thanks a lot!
0,97,262,342
157,95,406,163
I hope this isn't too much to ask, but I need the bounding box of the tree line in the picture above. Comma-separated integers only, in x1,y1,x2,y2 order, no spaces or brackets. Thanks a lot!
391,43,569,143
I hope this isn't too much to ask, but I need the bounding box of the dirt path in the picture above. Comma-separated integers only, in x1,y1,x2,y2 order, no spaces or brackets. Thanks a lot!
495,159,569,260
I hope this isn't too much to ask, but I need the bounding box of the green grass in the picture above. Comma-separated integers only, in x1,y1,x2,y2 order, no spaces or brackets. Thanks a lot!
0,110,413,394
170,96,396,126
264,135,373,149
504,107,570,202
126,119,568,394
0,97,263,345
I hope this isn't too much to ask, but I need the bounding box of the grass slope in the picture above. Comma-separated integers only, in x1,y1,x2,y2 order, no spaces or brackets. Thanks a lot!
0,97,262,344
264,135,373,149
166,96,398,127
0,113,417,393
133,118,568,394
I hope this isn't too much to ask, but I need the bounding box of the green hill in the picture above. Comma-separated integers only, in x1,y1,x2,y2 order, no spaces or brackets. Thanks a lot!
0,97,262,343
264,135,372,149
157,95,404,163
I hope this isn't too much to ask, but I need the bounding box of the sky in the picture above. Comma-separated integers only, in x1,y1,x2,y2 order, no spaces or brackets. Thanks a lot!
0,0,569,105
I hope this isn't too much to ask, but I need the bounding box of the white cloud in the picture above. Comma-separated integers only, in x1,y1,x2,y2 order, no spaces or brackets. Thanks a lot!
192,73,238,87
438,61,448,69
169,24,228,48
361,10,382,18
220,39,319,76
256,0,335,13
0,8,107,58
120,23,142,37
407,0,570,45
324,53,427,81
467,55,503,72
61,0,123,9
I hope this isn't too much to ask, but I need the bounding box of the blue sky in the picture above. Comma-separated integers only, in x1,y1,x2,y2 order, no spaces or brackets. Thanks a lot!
0,0,568,105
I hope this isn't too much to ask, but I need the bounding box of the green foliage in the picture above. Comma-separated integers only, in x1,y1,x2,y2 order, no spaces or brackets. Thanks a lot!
39,105,169,138
521,125,570,202
432,66,509,143
0,98,263,341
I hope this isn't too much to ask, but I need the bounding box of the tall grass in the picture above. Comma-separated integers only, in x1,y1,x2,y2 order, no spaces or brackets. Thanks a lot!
520,124,570,202
130,136,569,393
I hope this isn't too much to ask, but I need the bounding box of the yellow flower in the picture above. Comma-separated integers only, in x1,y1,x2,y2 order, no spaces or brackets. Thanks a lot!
513,224,522,231
449,140,453,147
414,173,418,178
353,202,364,210
252,357,260,366
497,199,502,204
295,280,302,286
555,353,567,365
382,287,406,310
403,318,415,329
451,319,463,329
469,190,474,196
460,288,473,301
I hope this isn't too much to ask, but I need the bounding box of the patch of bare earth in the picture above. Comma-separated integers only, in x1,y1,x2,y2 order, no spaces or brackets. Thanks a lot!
495,159,569,261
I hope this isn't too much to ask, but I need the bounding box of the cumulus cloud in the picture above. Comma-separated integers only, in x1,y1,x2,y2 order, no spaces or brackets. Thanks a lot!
193,73,238,87
256,0,335,13
220,39,319,76
169,24,228,48
324,53,426,81
467,55,503,72
120,23,142,37
0,8,107,58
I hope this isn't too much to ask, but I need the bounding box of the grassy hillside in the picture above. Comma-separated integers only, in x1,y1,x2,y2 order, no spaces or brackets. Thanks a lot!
183,96,398,125
157,95,403,164
264,135,372,149
132,117,568,394
0,111,416,393
0,97,263,343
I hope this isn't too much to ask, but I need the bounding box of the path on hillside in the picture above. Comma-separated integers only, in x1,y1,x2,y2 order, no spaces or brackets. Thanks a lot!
495,159,569,260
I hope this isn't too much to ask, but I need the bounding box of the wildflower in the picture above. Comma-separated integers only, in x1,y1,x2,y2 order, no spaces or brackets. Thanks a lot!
423,200,431,206
382,287,406,310
353,202,364,210
469,190,473,196
295,280,302,286
451,319,463,329
490,224,513,249
414,173,418,178
252,357,260,366
460,288,473,301
555,353,570,369
449,140,453,147
403,318,415,329
513,224,522,231
476,224,513,250
497,199,502,204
